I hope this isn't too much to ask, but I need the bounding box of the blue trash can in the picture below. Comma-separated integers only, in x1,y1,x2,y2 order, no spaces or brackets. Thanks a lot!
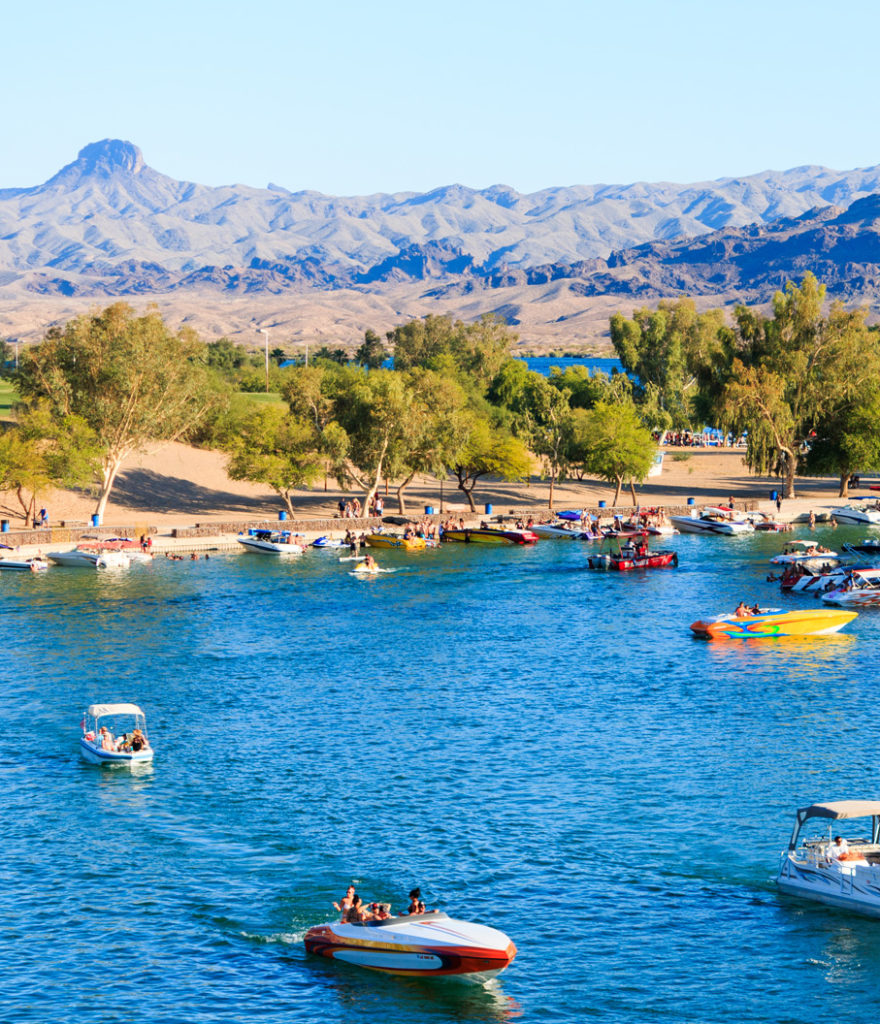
598,500,606,509
91,514,101,527
279,510,288,521
687,498,695,506
770,490,778,502
484,503,493,515
0,520,8,533
425,506,434,515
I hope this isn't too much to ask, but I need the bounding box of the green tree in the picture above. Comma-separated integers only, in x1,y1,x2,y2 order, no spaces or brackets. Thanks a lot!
285,365,411,514
578,400,655,505
718,276,878,498
610,299,725,427
450,415,531,512
205,337,248,373
390,314,515,391
354,329,388,370
225,405,323,516
803,389,880,497
512,372,575,509
17,303,216,519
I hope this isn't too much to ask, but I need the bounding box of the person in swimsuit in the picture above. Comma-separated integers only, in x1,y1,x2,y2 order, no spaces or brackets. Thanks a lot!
333,885,356,920
346,895,367,923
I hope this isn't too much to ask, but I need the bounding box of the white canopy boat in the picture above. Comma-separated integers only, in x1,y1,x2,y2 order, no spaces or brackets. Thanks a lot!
304,911,516,981
831,502,880,525
237,529,305,555
669,508,754,535
777,800,880,916
770,540,838,564
80,703,153,765
821,568,880,607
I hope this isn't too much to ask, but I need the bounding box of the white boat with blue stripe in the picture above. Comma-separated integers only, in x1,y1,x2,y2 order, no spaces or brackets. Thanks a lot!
80,703,153,765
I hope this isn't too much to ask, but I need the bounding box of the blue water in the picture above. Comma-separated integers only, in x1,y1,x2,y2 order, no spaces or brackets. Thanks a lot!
523,356,624,377
3,527,880,1023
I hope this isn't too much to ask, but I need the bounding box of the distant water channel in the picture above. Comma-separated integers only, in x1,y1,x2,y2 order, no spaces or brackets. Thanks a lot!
3,525,880,1023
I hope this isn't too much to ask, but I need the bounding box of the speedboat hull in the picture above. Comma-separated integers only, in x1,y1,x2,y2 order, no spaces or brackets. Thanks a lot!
587,551,678,570
831,506,880,525
0,558,48,571
365,534,427,550
668,514,752,535
304,913,516,981
690,608,857,639
442,528,537,545
237,538,304,555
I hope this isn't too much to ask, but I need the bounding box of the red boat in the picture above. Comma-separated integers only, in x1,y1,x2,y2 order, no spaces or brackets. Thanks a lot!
587,532,678,571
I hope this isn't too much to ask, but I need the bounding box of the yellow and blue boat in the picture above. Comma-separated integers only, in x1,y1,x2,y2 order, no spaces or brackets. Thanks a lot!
690,608,857,639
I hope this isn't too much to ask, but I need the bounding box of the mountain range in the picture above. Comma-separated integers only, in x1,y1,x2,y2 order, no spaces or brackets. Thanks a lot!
2,139,880,348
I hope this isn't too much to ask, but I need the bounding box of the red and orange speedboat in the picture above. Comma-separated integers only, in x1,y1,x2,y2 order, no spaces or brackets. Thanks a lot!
304,911,516,982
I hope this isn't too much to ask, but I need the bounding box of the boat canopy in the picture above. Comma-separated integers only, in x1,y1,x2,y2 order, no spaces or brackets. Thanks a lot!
798,800,880,821
789,800,880,849
85,703,145,719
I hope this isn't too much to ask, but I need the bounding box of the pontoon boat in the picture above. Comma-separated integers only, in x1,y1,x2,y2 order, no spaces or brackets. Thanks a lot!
777,801,880,916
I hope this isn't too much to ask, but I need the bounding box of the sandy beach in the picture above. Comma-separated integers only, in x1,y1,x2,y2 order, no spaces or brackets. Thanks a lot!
0,440,856,537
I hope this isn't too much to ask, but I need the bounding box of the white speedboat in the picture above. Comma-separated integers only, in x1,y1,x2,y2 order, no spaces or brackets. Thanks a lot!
831,503,880,525
669,508,754,535
237,529,305,555
770,540,838,564
0,555,49,572
304,912,516,981
821,568,880,607
777,800,880,916
80,703,154,766
531,522,596,539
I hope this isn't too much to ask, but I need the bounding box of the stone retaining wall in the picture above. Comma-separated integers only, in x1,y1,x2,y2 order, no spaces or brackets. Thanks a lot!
0,523,159,547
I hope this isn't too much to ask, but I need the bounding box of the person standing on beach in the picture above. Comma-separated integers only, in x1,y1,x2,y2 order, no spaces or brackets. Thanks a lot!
776,494,782,514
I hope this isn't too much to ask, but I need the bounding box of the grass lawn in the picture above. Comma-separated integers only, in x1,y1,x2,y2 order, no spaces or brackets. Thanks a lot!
0,379,18,422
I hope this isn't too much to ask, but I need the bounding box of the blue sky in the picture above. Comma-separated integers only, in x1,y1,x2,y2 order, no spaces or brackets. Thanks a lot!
4,0,879,195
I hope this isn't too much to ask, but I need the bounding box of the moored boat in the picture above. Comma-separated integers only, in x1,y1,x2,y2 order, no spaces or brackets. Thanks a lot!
80,703,153,766
304,911,516,981
821,568,880,607
777,800,880,916
441,527,538,545
530,521,596,539
365,533,427,550
690,608,857,639
237,529,305,555
0,554,49,572
831,502,880,525
669,508,754,535
770,540,838,564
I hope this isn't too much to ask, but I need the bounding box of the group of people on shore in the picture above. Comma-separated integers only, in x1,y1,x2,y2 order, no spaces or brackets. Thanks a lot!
333,885,435,924
337,495,386,519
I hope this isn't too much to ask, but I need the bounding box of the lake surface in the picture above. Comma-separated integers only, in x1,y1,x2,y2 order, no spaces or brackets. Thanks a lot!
523,355,624,377
3,525,880,1023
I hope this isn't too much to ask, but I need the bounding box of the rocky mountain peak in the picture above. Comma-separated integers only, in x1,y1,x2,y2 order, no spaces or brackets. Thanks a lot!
75,139,144,176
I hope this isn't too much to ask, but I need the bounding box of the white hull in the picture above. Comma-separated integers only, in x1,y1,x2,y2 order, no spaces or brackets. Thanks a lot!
831,507,880,525
304,913,515,980
531,524,594,539
237,538,304,555
777,856,880,917
822,590,880,607
669,515,753,535
79,738,153,765
48,550,99,567
0,558,48,571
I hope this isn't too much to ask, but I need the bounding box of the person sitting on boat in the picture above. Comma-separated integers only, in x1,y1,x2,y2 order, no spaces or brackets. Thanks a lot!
403,887,421,914
346,895,367,923
334,885,356,920
828,836,850,863
362,554,378,572
733,601,751,617
130,728,147,752
403,526,414,540
98,726,116,751
374,903,391,920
